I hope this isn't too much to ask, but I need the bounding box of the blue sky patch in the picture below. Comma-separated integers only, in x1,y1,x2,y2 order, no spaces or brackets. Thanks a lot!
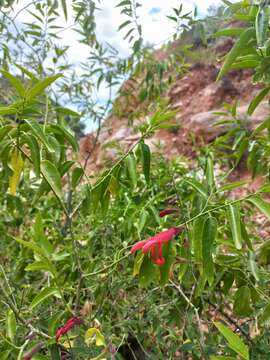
149,7,161,16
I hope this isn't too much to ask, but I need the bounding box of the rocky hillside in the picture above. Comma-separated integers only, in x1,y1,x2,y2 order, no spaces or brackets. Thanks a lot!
79,41,268,176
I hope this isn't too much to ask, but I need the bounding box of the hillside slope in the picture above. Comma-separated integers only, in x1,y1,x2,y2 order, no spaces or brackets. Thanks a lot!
80,44,268,176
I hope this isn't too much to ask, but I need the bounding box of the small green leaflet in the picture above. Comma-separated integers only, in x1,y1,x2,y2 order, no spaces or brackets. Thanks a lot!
30,287,60,310
140,142,151,183
214,322,249,360
255,4,269,47
41,160,63,202
6,309,16,342
25,119,55,153
248,87,270,115
217,27,256,80
227,203,242,250
202,216,217,285
184,178,208,198
0,69,25,97
26,74,62,101
125,153,137,188
247,195,270,221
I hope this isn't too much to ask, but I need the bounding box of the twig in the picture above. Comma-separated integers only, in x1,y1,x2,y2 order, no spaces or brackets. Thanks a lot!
169,280,205,353
205,298,251,343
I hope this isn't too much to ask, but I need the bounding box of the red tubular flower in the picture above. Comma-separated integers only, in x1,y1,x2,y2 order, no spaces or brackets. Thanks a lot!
55,317,84,342
131,227,182,266
23,344,43,360
159,208,179,218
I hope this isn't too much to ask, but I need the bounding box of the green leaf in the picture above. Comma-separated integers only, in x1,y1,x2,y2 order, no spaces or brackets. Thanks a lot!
140,142,151,183
0,106,17,115
192,217,204,265
26,74,62,101
214,27,244,37
61,0,68,20
260,302,270,324
8,148,23,195
14,237,47,257
234,286,252,316
55,107,80,117
85,328,106,347
71,167,84,190
133,251,144,277
231,60,259,70
33,213,53,256
25,260,56,276
206,155,215,192
118,20,132,31
202,216,217,285
248,251,259,282
25,119,54,153
0,69,25,97
49,123,79,152
248,87,270,115
116,0,130,7
247,195,270,221
217,27,256,80
139,255,158,288
227,203,242,250
214,322,249,360
211,357,237,360
30,287,60,310
184,178,207,198
255,5,269,47
125,153,137,188
41,160,63,201
23,133,40,176
159,241,176,286
15,63,38,81
0,125,13,142
218,181,247,193
6,310,16,342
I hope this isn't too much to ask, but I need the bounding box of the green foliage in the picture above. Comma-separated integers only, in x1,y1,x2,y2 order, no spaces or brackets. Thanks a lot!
2,1,270,359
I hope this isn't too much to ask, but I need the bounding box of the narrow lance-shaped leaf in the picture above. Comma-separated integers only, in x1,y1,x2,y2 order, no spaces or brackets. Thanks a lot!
30,287,60,310
248,87,270,115
227,203,242,250
202,216,217,285
6,310,16,342
41,160,63,202
26,74,62,101
217,27,256,80
192,217,204,266
140,142,151,183
206,155,215,192
125,153,137,188
184,178,208,198
0,69,25,97
25,119,54,153
9,148,24,195
23,133,40,176
214,322,249,360
255,5,270,47
33,213,53,256
214,27,244,37
61,0,68,20
247,195,270,221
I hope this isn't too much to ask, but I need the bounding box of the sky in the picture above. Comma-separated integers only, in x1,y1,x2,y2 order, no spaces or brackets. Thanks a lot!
13,0,221,131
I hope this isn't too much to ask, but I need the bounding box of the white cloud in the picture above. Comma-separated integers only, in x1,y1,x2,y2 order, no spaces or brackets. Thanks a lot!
11,0,221,131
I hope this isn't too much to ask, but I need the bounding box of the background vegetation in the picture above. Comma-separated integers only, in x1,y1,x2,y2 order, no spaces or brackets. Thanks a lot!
1,0,270,359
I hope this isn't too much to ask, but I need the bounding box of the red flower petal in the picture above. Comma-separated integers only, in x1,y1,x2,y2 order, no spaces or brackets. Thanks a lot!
142,227,180,252
55,317,83,342
159,208,179,218
131,240,147,253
